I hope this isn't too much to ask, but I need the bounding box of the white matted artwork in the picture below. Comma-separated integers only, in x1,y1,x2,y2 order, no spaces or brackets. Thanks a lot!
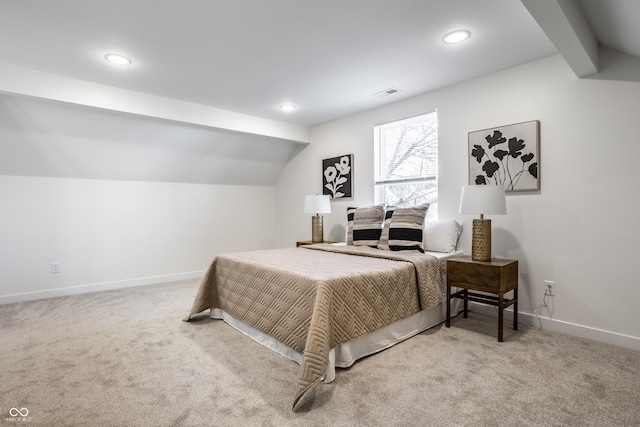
322,154,353,199
468,120,540,192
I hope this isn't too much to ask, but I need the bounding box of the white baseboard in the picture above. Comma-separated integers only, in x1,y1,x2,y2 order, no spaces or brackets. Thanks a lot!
0,271,205,305
469,302,640,352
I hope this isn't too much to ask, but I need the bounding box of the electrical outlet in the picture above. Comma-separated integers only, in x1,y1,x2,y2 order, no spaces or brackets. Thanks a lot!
51,263,60,274
544,280,555,296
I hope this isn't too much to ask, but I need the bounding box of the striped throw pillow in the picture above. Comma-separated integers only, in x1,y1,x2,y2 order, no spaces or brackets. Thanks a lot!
377,206,396,250
346,205,385,247
378,203,429,252
346,206,357,245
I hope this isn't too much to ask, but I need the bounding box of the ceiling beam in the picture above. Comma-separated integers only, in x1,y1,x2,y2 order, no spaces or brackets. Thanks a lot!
521,0,599,77
0,62,310,144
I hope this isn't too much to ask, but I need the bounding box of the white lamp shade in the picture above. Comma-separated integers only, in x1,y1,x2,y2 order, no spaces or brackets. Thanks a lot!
459,185,506,215
304,194,331,214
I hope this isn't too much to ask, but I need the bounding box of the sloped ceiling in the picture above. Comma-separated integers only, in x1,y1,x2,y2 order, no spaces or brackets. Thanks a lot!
580,0,640,58
0,95,300,185
0,0,638,185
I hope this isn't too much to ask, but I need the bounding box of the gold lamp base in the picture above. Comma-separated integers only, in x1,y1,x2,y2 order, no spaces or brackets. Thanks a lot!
311,215,324,243
472,218,491,262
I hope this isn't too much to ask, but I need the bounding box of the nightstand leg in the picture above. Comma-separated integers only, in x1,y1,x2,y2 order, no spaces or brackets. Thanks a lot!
498,292,504,342
513,287,518,331
446,283,451,327
463,290,468,318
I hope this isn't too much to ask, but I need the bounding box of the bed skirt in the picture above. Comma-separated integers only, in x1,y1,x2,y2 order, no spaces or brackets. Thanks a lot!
210,297,464,383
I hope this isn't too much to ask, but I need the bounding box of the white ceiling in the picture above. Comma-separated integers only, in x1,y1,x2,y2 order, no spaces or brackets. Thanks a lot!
0,0,638,184
0,0,560,127
579,0,640,59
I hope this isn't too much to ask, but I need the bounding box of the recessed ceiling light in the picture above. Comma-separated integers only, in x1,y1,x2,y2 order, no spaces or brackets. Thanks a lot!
442,30,471,44
279,104,296,112
104,53,132,65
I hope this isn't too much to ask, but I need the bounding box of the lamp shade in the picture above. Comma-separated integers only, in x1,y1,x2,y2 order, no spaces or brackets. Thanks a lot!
304,195,331,214
459,185,506,215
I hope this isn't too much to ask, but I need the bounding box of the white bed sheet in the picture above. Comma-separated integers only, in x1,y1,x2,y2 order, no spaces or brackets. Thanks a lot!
210,249,464,382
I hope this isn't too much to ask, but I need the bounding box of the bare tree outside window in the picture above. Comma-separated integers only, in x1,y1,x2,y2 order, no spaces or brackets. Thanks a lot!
374,111,438,222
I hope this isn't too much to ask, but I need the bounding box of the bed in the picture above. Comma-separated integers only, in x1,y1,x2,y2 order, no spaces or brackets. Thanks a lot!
186,213,463,409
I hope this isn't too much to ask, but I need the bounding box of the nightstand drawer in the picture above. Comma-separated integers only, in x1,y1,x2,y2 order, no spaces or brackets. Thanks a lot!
447,257,518,292
448,262,501,290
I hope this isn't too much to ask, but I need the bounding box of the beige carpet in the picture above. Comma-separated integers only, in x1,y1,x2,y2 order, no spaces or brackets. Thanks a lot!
1,279,639,426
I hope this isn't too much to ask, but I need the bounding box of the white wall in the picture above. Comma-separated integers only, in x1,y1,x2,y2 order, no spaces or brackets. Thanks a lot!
275,53,640,350
0,176,274,303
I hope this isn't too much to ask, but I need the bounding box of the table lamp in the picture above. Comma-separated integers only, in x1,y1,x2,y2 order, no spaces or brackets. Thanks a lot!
459,185,506,261
304,195,331,243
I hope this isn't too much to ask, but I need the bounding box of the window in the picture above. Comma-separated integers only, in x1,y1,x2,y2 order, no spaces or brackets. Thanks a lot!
374,111,438,222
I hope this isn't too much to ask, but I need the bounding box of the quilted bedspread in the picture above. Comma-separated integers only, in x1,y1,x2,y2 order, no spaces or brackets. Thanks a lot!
185,244,441,409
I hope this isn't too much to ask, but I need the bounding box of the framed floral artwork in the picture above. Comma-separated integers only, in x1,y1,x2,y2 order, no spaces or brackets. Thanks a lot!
322,154,353,199
468,120,540,192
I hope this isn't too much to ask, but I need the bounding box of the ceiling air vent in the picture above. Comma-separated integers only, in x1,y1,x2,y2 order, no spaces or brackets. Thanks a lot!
372,87,401,98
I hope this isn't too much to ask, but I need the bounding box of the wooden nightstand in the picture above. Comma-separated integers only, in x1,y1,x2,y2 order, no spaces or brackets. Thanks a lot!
296,240,336,247
445,256,518,342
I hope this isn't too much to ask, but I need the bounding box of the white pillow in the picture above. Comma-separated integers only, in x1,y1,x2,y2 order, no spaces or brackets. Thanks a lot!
423,220,463,253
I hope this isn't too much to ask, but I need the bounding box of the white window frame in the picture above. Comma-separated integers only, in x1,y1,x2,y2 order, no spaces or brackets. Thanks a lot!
374,110,438,221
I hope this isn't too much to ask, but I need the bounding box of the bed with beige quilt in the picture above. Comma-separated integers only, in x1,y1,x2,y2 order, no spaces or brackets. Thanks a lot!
186,241,461,409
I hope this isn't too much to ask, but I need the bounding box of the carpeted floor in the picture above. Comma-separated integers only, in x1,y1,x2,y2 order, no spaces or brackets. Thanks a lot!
1,279,639,426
